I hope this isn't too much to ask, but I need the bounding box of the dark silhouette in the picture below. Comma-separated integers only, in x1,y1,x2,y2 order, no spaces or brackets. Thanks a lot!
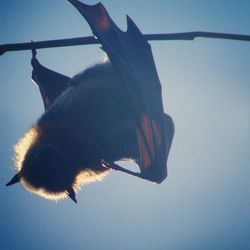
7,57,139,202
6,1,174,202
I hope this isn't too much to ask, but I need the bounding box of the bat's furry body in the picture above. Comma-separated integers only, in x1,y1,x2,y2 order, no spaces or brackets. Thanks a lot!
14,62,139,201
7,1,174,202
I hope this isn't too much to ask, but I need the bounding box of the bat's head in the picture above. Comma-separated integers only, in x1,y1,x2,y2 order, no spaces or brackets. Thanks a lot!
6,127,78,203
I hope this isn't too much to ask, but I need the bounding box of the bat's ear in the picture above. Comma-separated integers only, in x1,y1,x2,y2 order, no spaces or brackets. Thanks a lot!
66,187,77,203
6,173,21,186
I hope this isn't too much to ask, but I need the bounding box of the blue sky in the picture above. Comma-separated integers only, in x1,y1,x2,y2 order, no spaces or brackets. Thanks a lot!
0,1,249,249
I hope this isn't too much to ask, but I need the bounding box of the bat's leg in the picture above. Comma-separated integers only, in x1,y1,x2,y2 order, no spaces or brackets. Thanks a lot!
101,160,141,178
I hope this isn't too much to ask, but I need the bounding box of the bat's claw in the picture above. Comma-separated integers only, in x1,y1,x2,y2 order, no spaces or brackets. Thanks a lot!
100,159,120,170
100,159,110,169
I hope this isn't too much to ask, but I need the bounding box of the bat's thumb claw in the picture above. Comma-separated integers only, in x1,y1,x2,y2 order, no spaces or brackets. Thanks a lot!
100,159,120,170
100,159,109,168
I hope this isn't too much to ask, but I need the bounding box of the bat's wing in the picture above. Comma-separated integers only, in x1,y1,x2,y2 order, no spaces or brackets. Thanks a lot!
31,49,71,110
68,0,174,183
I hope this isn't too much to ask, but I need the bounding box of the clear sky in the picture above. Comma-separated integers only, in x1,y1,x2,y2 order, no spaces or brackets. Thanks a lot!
0,1,249,249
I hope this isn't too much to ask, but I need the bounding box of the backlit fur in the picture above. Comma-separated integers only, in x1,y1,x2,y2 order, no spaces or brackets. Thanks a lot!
13,62,138,201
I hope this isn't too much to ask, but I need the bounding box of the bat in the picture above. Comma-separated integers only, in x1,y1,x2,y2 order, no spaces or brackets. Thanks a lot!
6,0,174,203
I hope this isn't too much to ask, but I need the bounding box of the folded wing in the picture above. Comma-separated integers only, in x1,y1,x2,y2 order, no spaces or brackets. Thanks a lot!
67,0,174,183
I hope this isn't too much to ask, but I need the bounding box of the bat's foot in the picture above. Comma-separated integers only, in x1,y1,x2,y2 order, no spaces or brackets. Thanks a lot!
100,159,120,170
31,40,37,58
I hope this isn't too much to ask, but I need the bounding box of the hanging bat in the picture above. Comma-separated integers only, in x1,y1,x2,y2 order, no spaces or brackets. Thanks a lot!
6,0,174,203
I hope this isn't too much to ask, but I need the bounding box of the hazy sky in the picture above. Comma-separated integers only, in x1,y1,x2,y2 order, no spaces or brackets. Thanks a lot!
0,1,249,249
